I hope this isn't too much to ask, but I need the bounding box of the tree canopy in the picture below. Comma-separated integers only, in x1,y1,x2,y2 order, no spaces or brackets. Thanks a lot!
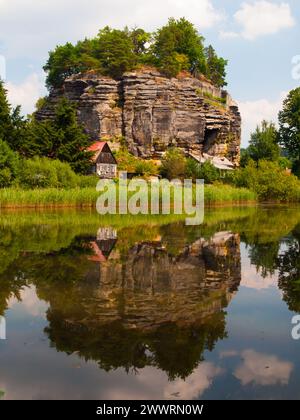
243,120,280,164
43,18,227,89
279,88,300,170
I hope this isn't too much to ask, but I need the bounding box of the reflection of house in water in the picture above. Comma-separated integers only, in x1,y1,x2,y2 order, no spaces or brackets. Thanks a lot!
89,228,117,262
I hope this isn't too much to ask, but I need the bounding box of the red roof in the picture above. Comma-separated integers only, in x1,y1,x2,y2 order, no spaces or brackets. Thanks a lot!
87,141,107,153
88,241,107,263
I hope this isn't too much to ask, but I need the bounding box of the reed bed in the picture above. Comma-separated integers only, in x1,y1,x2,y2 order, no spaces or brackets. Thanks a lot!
0,185,257,209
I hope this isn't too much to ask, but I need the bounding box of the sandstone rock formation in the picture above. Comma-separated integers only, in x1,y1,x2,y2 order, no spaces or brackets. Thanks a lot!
37,69,241,164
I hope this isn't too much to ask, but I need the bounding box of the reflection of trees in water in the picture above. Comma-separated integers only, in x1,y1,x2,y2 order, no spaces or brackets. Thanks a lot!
45,312,227,380
0,226,241,379
277,226,300,312
1,208,300,378
248,242,280,278
245,222,300,312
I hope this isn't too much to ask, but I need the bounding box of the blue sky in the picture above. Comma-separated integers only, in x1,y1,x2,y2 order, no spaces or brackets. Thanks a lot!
0,0,299,146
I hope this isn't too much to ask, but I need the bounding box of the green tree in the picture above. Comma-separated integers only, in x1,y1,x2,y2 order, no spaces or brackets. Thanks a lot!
26,99,93,173
186,159,220,183
95,27,137,78
44,43,80,90
130,28,151,55
160,148,186,179
247,120,280,163
51,98,93,173
0,80,28,152
0,80,13,141
204,45,227,87
152,18,207,77
0,140,19,188
279,88,300,173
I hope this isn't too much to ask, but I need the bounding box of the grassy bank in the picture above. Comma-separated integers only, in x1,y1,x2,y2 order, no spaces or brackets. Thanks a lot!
0,185,257,209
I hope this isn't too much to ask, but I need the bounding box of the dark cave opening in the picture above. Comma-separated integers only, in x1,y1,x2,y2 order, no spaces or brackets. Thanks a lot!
203,128,219,153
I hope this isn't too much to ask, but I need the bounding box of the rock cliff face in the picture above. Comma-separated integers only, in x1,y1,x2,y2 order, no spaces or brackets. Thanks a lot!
37,69,241,163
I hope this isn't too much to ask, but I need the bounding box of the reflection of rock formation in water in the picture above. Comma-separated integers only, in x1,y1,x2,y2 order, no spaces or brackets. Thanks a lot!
93,231,241,329
43,231,241,379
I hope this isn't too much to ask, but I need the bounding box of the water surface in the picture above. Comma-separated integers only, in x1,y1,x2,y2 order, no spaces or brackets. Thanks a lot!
0,206,300,400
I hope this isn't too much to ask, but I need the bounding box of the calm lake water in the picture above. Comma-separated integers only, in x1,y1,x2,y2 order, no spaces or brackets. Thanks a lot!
0,206,300,400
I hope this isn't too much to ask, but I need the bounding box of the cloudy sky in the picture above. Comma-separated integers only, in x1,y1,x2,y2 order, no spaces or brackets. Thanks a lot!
0,0,299,146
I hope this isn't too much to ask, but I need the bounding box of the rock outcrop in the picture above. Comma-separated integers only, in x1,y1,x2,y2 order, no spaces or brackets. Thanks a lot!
37,69,241,164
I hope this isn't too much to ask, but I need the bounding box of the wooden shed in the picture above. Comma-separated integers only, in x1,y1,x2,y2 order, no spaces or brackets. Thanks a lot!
88,142,117,178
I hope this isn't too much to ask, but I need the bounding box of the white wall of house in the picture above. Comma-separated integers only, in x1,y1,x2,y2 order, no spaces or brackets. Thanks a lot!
96,163,117,178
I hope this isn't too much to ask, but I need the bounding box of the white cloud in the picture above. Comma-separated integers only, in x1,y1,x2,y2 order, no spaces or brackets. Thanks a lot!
219,30,239,40
219,1,295,41
238,91,287,147
164,363,223,399
6,73,46,115
234,349,293,386
0,0,223,59
8,286,48,317
101,362,223,400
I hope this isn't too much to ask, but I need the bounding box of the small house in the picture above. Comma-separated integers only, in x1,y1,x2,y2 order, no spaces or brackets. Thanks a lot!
88,141,117,178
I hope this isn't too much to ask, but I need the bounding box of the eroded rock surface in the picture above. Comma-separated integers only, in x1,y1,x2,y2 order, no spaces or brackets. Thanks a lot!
37,69,241,163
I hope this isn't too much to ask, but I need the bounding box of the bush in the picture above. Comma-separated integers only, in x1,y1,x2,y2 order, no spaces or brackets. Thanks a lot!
76,175,98,188
186,158,220,184
135,160,158,177
22,157,58,189
115,149,138,173
160,148,186,180
0,140,20,188
51,160,78,188
21,157,81,189
115,148,158,177
232,160,300,202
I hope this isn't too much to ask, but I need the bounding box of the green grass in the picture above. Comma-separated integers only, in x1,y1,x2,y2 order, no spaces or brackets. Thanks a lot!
204,184,257,204
0,185,257,209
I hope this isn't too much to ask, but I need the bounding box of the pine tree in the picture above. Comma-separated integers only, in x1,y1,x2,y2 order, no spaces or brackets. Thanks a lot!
53,98,93,173
205,45,228,88
0,79,14,143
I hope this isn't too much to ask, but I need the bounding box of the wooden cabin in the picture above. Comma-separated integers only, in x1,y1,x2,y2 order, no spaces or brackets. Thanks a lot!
88,142,117,178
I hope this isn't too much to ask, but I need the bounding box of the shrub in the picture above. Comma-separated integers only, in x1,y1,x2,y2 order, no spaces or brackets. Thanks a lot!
232,160,300,202
185,158,202,180
21,157,80,189
160,148,186,180
22,157,58,189
114,149,138,173
135,160,158,177
185,158,220,184
52,160,78,188
0,140,20,188
115,148,158,177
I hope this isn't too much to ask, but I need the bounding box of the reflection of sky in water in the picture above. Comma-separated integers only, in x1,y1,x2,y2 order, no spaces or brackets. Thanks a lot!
0,213,300,400
0,278,298,400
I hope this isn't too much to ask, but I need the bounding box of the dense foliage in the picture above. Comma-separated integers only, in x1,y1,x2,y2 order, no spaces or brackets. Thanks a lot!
241,120,280,165
160,148,187,179
115,149,158,177
231,160,300,202
1,93,93,174
279,87,300,175
0,140,19,188
43,18,227,89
